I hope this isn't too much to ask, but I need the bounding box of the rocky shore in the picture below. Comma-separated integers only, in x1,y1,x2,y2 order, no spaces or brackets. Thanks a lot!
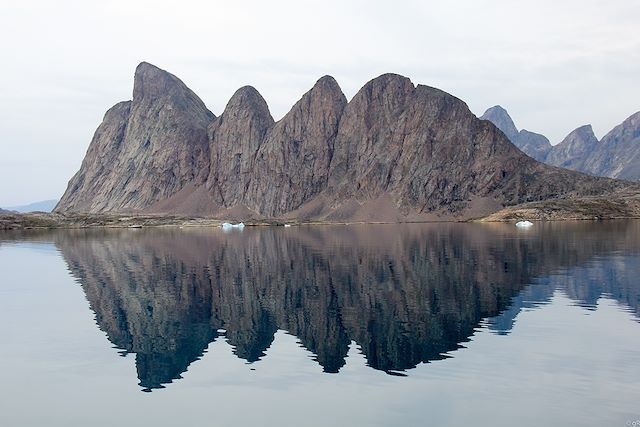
4,193,640,230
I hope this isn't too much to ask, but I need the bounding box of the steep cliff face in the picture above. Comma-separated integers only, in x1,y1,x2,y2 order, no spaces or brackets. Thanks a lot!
245,76,347,215
323,76,622,217
545,125,599,170
581,112,640,180
206,86,274,208
55,62,215,212
56,63,635,219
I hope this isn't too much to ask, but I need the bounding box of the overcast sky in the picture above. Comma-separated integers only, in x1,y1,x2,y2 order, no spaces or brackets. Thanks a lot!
1,0,638,206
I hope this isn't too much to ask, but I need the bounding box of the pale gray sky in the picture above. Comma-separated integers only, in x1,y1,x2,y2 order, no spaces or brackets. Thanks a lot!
1,0,638,206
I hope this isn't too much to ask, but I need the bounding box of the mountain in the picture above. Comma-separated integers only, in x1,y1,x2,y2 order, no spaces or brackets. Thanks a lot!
482,106,640,182
0,208,16,214
579,112,640,180
545,125,599,170
55,62,214,213
5,199,58,213
56,63,634,220
479,106,551,161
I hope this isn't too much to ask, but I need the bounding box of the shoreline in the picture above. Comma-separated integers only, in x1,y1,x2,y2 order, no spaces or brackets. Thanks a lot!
4,203,640,230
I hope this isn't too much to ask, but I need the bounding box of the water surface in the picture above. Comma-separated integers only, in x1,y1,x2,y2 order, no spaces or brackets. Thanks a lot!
1,222,639,426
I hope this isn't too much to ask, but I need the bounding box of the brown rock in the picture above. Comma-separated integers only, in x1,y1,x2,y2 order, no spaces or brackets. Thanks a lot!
205,86,274,209
245,75,347,215
56,63,638,220
55,62,214,213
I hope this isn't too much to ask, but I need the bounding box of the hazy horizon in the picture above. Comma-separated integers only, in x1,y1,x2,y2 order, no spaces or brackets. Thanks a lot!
1,0,639,206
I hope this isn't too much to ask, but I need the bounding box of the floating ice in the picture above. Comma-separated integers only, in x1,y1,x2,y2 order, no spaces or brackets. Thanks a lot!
221,222,245,231
283,224,291,228
515,220,534,228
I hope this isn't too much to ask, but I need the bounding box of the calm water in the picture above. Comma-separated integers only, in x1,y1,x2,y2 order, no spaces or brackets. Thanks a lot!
1,222,639,426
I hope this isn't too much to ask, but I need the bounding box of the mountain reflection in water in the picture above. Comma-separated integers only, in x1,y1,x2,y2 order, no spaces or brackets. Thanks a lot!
37,222,640,391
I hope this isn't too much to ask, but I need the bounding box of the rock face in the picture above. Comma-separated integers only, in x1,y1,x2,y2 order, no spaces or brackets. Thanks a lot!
480,105,518,141
482,106,640,182
55,62,215,212
480,106,551,161
579,112,640,180
56,63,635,219
545,125,599,170
206,86,274,209
245,76,346,215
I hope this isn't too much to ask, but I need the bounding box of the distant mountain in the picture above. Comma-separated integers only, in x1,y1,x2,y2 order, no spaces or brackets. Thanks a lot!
579,112,640,181
480,106,551,162
0,208,17,214
545,125,599,170
6,199,58,213
481,107,640,181
55,63,633,220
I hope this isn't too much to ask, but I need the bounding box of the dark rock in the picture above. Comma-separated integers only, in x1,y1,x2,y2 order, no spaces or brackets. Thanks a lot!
56,64,637,220
245,75,347,215
55,62,215,213
206,86,274,209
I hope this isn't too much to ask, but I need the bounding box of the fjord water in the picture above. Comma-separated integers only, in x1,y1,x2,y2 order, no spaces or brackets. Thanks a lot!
1,223,639,426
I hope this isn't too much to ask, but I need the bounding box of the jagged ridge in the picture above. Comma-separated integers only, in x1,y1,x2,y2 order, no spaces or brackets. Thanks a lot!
482,106,640,182
56,63,636,220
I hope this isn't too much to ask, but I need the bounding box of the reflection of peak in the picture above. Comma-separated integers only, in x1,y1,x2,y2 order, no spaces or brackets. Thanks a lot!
225,311,277,363
487,280,555,335
53,222,640,390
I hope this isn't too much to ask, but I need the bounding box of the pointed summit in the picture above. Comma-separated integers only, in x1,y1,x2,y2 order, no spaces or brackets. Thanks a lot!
207,85,274,207
133,62,182,101
221,85,273,123
480,105,519,142
579,111,640,181
56,62,214,213
545,125,598,169
243,75,347,215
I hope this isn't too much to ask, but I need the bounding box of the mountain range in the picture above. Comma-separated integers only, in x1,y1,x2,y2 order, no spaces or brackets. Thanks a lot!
54,62,635,221
481,106,640,181
3,199,58,213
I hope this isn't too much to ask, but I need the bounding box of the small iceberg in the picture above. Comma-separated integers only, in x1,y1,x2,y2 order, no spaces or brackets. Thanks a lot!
515,220,533,228
283,224,291,228
221,222,245,231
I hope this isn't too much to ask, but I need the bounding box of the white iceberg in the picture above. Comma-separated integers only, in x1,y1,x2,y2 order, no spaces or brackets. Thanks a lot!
284,224,291,228
221,222,245,231
515,220,534,228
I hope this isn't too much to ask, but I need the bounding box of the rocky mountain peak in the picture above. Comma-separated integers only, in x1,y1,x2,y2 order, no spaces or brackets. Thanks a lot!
222,85,273,121
353,73,415,113
545,124,599,169
314,74,341,89
57,64,635,219
56,62,214,213
563,124,599,148
601,111,640,143
241,75,348,216
133,61,183,102
480,105,519,142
